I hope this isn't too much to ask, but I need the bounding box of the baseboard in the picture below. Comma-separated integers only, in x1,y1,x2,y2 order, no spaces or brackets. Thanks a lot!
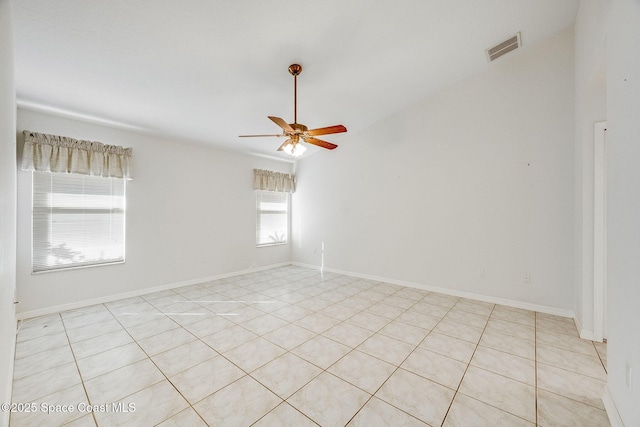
19,260,577,321
580,329,596,341
580,330,596,340
574,315,593,340
575,313,607,343
292,262,576,318
602,387,626,427
17,262,292,320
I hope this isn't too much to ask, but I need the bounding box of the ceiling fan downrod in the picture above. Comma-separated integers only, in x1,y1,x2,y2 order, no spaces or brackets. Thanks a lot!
288,64,302,124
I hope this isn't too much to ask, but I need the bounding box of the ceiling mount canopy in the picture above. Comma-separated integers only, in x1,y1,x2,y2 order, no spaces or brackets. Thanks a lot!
239,64,347,157
288,64,302,75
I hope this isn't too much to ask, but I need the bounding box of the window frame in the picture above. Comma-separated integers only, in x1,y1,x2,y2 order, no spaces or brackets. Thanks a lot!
255,190,290,247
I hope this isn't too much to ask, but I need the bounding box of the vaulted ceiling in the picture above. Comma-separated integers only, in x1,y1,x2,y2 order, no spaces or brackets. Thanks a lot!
14,0,579,159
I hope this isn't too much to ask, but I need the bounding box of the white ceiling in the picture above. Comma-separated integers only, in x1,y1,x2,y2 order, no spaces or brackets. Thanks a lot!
14,0,579,160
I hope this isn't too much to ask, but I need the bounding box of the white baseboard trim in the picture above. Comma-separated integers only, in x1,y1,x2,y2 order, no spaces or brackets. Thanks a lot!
293,262,576,318
602,387,625,427
580,331,596,340
17,262,292,320
580,329,596,341
18,260,577,321
574,316,595,340
575,315,606,343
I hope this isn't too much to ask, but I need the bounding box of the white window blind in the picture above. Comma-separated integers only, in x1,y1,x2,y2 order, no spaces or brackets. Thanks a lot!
32,171,126,272
256,190,289,246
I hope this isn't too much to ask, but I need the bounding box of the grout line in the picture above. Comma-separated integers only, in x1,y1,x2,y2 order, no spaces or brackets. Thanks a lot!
59,311,99,427
103,301,187,426
176,274,322,425
592,341,608,374
341,287,442,426
230,274,338,426
121,273,282,425
440,301,492,426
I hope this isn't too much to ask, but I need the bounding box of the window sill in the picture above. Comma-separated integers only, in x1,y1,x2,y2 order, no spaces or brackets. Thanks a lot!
256,242,288,248
32,260,125,274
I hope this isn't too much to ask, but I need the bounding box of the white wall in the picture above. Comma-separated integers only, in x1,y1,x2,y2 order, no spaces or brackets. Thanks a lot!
16,109,293,315
293,29,575,312
605,0,640,424
573,0,609,339
0,0,17,423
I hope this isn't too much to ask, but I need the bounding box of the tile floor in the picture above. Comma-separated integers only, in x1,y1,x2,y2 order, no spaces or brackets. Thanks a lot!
10,266,610,426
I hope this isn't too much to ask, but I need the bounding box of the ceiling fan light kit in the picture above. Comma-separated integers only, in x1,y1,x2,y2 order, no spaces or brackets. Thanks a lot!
239,64,347,157
281,140,306,157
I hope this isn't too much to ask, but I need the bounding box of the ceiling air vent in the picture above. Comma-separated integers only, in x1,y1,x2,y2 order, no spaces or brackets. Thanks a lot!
486,32,521,62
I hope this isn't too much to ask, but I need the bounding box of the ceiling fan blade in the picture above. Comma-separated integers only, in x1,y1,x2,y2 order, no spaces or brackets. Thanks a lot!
304,136,338,150
268,116,295,133
238,134,284,138
307,124,347,136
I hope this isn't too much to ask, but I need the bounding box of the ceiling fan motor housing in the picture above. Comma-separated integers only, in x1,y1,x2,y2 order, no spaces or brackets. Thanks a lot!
290,123,308,133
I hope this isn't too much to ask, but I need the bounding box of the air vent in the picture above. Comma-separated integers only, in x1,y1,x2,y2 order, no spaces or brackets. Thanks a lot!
486,32,521,62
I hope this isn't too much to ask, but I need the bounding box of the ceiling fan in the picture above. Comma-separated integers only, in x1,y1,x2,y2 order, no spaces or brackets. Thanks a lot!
239,64,347,157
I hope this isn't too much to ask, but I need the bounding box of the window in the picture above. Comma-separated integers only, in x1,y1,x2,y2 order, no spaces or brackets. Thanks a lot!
32,171,126,272
256,190,289,246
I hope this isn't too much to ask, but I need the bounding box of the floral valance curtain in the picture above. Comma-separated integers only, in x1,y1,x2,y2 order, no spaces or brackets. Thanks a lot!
253,169,296,193
21,130,133,179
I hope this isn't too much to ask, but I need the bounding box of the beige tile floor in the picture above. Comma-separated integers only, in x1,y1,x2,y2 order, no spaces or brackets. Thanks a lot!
10,266,610,426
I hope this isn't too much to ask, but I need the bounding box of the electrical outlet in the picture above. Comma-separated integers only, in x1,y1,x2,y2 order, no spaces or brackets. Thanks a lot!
524,273,531,284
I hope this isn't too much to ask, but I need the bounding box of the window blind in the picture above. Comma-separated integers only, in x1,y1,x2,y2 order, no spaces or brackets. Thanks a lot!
256,190,289,246
32,171,126,272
